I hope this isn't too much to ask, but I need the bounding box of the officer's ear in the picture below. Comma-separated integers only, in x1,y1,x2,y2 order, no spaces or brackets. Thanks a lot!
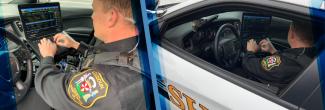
288,24,295,40
106,7,118,28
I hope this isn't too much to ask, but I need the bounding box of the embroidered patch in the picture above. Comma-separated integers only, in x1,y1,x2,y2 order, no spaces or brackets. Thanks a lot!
67,69,109,108
261,55,281,71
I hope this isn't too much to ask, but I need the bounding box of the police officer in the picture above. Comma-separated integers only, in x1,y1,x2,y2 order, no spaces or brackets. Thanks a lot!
36,0,147,109
242,22,317,88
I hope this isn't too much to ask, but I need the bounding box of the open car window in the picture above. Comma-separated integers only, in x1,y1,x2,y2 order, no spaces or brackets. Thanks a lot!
162,10,317,95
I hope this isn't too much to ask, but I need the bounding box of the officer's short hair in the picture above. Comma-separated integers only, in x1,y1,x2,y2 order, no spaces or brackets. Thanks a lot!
290,21,314,45
97,0,133,18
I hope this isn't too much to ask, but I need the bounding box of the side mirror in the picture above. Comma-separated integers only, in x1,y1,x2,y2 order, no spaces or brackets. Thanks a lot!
147,9,167,18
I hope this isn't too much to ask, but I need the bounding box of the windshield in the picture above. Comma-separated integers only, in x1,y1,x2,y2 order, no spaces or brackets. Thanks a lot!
0,0,13,4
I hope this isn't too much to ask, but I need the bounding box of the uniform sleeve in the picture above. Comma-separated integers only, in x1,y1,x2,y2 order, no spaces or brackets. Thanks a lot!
242,52,297,83
76,41,92,54
34,56,79,109
242,52,266,76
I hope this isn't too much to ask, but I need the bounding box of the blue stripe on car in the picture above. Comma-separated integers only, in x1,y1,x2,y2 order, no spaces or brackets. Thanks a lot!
310,0,325,109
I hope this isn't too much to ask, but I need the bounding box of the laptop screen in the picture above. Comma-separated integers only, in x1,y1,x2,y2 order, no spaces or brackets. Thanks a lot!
241,13,271,39
18,2,63,41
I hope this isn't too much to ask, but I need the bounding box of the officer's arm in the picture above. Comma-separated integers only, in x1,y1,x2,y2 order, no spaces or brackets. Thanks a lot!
242,52,281,80
75,41,93,53
34,56,77,109
242,53,293,81
242,52,265,74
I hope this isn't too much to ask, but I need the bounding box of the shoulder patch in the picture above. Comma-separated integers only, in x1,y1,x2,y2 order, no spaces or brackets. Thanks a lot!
67,69,109,108
261,55,282,71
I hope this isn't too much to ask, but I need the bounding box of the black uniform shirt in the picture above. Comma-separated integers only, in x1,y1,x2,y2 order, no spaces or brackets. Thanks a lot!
242,47,317,87
35,37,147,110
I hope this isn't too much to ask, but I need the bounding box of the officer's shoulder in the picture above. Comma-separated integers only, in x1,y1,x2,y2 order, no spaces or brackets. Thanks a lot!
92,64,141,76
260,55,282,71
66,68,109,109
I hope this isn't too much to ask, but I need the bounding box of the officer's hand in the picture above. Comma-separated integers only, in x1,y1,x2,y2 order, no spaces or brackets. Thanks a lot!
38,38,57,58
247,39,258,53
259,39,277,54
53,33,80,49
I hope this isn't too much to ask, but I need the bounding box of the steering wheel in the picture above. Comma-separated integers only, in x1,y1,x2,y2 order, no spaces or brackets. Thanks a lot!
213,23,242,69
0,28,33,105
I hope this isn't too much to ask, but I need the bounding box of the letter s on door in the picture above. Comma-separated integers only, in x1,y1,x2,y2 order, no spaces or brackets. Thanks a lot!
168,85,185,110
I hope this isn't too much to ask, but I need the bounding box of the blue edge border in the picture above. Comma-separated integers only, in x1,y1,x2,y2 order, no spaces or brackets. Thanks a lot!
311,0,325,109
132,0,167,110
0,18,17,109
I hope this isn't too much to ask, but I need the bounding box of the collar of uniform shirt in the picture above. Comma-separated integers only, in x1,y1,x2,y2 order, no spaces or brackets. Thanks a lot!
281,47,317,57
94,36,138,54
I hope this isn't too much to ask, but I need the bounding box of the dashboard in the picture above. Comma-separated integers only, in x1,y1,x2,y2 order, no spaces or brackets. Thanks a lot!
4,25,20,52
4,19,40,73
4,20,26,49
182,20,241,54
180,12,273,54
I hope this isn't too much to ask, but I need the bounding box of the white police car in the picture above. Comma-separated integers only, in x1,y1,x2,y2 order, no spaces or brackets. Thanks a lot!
148,0,325,109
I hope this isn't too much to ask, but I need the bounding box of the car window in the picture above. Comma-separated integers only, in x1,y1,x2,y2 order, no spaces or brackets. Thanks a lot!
164,11,292,63
39,0,93,3
0,0,12,4
49,0,91,3
162,11,317,93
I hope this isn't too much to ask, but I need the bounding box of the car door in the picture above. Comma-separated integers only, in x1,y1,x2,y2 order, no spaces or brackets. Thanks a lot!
149,0,323,109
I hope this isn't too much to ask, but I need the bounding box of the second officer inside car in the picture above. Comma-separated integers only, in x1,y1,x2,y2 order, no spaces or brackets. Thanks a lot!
242,22,317,88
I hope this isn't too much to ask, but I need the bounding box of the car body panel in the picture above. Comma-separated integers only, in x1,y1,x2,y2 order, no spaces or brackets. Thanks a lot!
153,44,288,110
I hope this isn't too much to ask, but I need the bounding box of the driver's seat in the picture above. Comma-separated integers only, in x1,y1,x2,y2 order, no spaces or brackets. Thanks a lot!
17,88,52,110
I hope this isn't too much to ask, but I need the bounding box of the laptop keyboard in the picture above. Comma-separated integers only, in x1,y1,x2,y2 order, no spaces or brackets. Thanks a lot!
31,33,56,44
29,33,56,50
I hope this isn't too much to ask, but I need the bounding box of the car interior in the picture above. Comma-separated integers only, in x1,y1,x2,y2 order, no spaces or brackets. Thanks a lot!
162,10,315,95
0,2,94,110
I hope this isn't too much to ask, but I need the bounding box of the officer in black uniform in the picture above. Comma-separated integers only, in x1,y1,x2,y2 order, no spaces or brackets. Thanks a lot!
242,22,317,87
35,0,147,109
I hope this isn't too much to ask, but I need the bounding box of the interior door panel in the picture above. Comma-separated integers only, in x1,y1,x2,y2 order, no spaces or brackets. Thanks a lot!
62,17,93,43
61,6,93,44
